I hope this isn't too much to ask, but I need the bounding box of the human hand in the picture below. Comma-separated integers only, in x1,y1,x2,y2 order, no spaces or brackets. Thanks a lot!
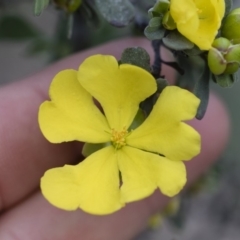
0,38,229,240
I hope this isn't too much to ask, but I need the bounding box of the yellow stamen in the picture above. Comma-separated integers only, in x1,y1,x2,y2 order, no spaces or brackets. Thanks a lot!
111,127,128,149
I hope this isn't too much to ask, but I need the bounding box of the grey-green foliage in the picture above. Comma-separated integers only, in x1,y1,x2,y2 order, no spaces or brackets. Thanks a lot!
120,47,151,72
224,0,233,17
163,31,194,51
144,0,170,40
156,78,169,93
34,0,49,16
144,24,165,41
95,0,135,27
193,59,211,120
176,54,210,120
0,16,38,40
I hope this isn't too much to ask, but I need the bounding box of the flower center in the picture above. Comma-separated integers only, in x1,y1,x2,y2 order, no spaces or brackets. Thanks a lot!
111,127,128,149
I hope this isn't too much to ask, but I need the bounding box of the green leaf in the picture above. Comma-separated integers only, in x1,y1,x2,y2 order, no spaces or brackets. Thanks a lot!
129,109,146,130
193,61,211,120
153,0,170,15
0,16,38,40
163,31,194,50
224,0,233,17
232,72,239,82
140,95,156,116
26,38,50,55
120,47,151,72
95,0,134,27
183,45,203,56
82,142,110,157
149,17,162,28
144,25,165,41
34,0,49,16
213,73,235,88
148,8,161,18
176,55,209,120
156,78,169,93
176,54,203,89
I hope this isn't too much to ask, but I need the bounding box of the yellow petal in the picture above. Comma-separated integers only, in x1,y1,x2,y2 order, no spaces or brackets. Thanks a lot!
77,146,123,214
170,0,198,25
78,55,156,130
211,0,225,19
127,86,201,161
170,0,225,50
39,69,110,143
156,156,186,197
118,146,186,201
41,165,81,210
118,146,158,202
41,146,123,215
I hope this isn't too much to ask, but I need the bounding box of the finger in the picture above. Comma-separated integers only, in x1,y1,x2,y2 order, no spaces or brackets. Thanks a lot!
0,37,173,211
0,91,229,240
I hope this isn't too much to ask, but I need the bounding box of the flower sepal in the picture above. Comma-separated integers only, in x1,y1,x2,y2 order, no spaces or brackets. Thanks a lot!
212,73,237,88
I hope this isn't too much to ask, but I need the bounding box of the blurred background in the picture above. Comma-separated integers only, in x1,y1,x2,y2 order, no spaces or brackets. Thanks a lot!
0,1,240,239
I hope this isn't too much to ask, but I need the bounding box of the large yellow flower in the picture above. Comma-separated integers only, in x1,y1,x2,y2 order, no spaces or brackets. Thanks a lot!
170,0,225,50
39,55,201,215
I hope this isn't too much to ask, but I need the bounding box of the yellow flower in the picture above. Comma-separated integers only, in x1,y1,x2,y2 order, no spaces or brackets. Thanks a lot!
39,55,201,215
170,0,225,50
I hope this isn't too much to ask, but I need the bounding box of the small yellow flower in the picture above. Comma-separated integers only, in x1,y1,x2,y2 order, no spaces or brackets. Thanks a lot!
39,55,201,215
170,0,225,50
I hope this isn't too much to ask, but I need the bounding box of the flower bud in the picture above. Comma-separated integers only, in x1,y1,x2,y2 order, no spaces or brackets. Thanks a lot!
224,62,239,74
162,11,176,30
222,8,240,44
224,44,240,63
207,48,227,75
208,38,240,75
212,37,231,53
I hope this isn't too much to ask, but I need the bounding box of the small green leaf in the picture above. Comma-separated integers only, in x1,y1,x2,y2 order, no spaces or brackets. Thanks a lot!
224,0,233,17
26,38,50,55
232,72,239,82
140,95,155,116
193,63,211,120
183,45,203,56
213,73,235,88
95,0,134,27
0,16,38,40
34,0,49,16
149,17,162,28
129,109,146,130
156,78,169,93
163,31,194,50
153,0,170,15
120,47,151,72
148,8,161,18
82,142,110,157
144,25,165,41
176,54,204,89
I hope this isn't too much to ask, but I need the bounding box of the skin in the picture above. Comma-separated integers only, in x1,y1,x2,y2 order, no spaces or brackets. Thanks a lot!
0,38,230,240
